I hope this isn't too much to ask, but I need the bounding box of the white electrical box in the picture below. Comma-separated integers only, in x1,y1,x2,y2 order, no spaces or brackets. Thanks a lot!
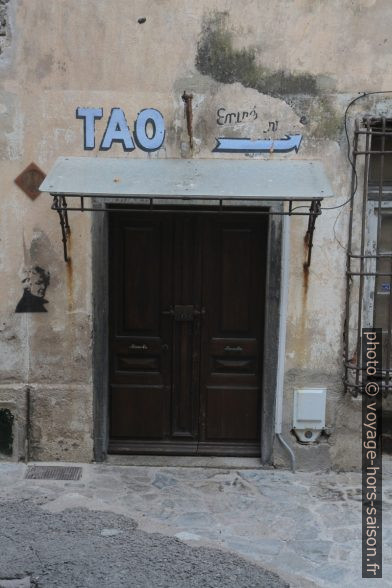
293,388,326,443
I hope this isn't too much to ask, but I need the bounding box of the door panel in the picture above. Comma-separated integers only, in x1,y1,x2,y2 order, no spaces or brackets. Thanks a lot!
109,214,173,446
109,211,267,456
206,387,259,440
199,216,267,454
170,215,202,440
110,385,166,438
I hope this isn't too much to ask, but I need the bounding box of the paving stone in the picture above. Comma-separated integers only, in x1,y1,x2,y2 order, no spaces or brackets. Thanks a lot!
331,526,361,543
293,524,321,541
100,528,121,537
312,563,349,584
152,473,179,489
290,540,333,563
173,512,215,527
175,531,202,541
268,551,319,576
225,538,283,557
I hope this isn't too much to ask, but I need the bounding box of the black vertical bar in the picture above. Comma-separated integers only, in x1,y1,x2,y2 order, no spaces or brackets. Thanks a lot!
344,120,359,393
355,119,371,390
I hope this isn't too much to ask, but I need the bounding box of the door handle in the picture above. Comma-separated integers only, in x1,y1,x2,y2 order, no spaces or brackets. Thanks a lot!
224,345,243,352
129,343,148,351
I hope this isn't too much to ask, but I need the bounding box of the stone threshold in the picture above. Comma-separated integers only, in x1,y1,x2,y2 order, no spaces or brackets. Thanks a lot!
105,455,272,469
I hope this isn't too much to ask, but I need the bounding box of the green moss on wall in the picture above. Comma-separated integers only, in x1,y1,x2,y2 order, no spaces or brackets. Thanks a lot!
309,96,342,140
196,12,318,98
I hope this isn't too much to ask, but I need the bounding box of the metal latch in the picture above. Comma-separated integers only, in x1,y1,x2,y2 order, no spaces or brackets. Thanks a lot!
174,305,195,321
162,306,206,321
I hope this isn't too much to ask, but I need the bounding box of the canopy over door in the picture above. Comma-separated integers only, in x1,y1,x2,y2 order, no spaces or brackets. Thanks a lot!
39,157,334,264
40,156,334,201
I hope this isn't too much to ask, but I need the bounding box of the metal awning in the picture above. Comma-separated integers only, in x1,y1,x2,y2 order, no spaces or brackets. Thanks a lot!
39,156,334,264
40,156,333,200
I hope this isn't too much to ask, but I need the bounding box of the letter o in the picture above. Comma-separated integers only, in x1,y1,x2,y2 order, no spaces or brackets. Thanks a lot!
134,108,165,151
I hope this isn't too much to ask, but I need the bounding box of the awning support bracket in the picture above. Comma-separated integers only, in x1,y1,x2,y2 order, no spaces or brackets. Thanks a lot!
303,199,321,269
53,195,71,262
51,195,322,266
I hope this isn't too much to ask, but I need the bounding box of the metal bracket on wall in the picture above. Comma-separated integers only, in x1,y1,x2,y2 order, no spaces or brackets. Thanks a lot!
52,194,71,262
303,199,322,269
50,195,322,267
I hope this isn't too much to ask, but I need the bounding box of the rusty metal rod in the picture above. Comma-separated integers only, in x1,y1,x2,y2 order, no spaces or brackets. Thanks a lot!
348,271,392,276
354,150,392,154
349,253,392,258
355,130,392,135
51,205,319,216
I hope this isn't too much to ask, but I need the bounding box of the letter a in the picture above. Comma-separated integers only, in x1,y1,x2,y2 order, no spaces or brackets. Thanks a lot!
100,108,135,151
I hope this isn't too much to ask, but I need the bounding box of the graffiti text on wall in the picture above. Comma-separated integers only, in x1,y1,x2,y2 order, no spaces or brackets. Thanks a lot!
15,266,50,313
217,107,258,125
213,134,302,154
76,107,165,152
216,108,280,134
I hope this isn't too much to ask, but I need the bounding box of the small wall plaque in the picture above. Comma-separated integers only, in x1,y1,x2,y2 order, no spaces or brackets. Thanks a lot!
14,162,46,200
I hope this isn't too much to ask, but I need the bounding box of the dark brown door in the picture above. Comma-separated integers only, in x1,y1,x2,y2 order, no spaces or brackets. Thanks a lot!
108,211,267,456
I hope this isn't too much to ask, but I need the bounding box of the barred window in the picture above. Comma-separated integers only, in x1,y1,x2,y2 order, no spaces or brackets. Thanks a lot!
344,118,392,397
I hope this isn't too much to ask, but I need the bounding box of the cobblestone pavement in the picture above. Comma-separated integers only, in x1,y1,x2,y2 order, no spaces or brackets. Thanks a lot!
0,459,391,587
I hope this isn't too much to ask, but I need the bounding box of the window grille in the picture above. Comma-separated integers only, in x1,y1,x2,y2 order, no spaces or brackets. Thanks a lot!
344,117,392,396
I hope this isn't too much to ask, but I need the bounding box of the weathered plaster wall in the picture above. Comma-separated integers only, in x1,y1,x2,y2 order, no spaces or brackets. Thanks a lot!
0,0,390,466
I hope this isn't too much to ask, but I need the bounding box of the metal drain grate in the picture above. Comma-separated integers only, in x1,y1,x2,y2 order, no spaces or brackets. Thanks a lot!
25,465,82,481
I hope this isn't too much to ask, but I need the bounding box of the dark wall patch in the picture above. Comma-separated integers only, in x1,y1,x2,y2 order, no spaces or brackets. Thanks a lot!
0,408,14,456
0,0,10,56
196,12,318,99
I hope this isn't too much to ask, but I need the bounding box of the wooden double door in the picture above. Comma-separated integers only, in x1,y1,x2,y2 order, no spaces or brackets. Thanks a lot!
109,211,268,456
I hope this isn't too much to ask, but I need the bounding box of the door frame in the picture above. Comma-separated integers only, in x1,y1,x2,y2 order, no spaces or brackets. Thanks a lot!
92,199,283,465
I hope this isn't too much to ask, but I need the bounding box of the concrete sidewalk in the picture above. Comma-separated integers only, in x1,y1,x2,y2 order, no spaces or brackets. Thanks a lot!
0,459,391,587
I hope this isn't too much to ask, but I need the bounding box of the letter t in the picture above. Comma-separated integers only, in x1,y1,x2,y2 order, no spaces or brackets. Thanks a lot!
76,107,103,150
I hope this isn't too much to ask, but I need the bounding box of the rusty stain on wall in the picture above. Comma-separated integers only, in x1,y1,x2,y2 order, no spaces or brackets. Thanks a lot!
65,233,74,312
